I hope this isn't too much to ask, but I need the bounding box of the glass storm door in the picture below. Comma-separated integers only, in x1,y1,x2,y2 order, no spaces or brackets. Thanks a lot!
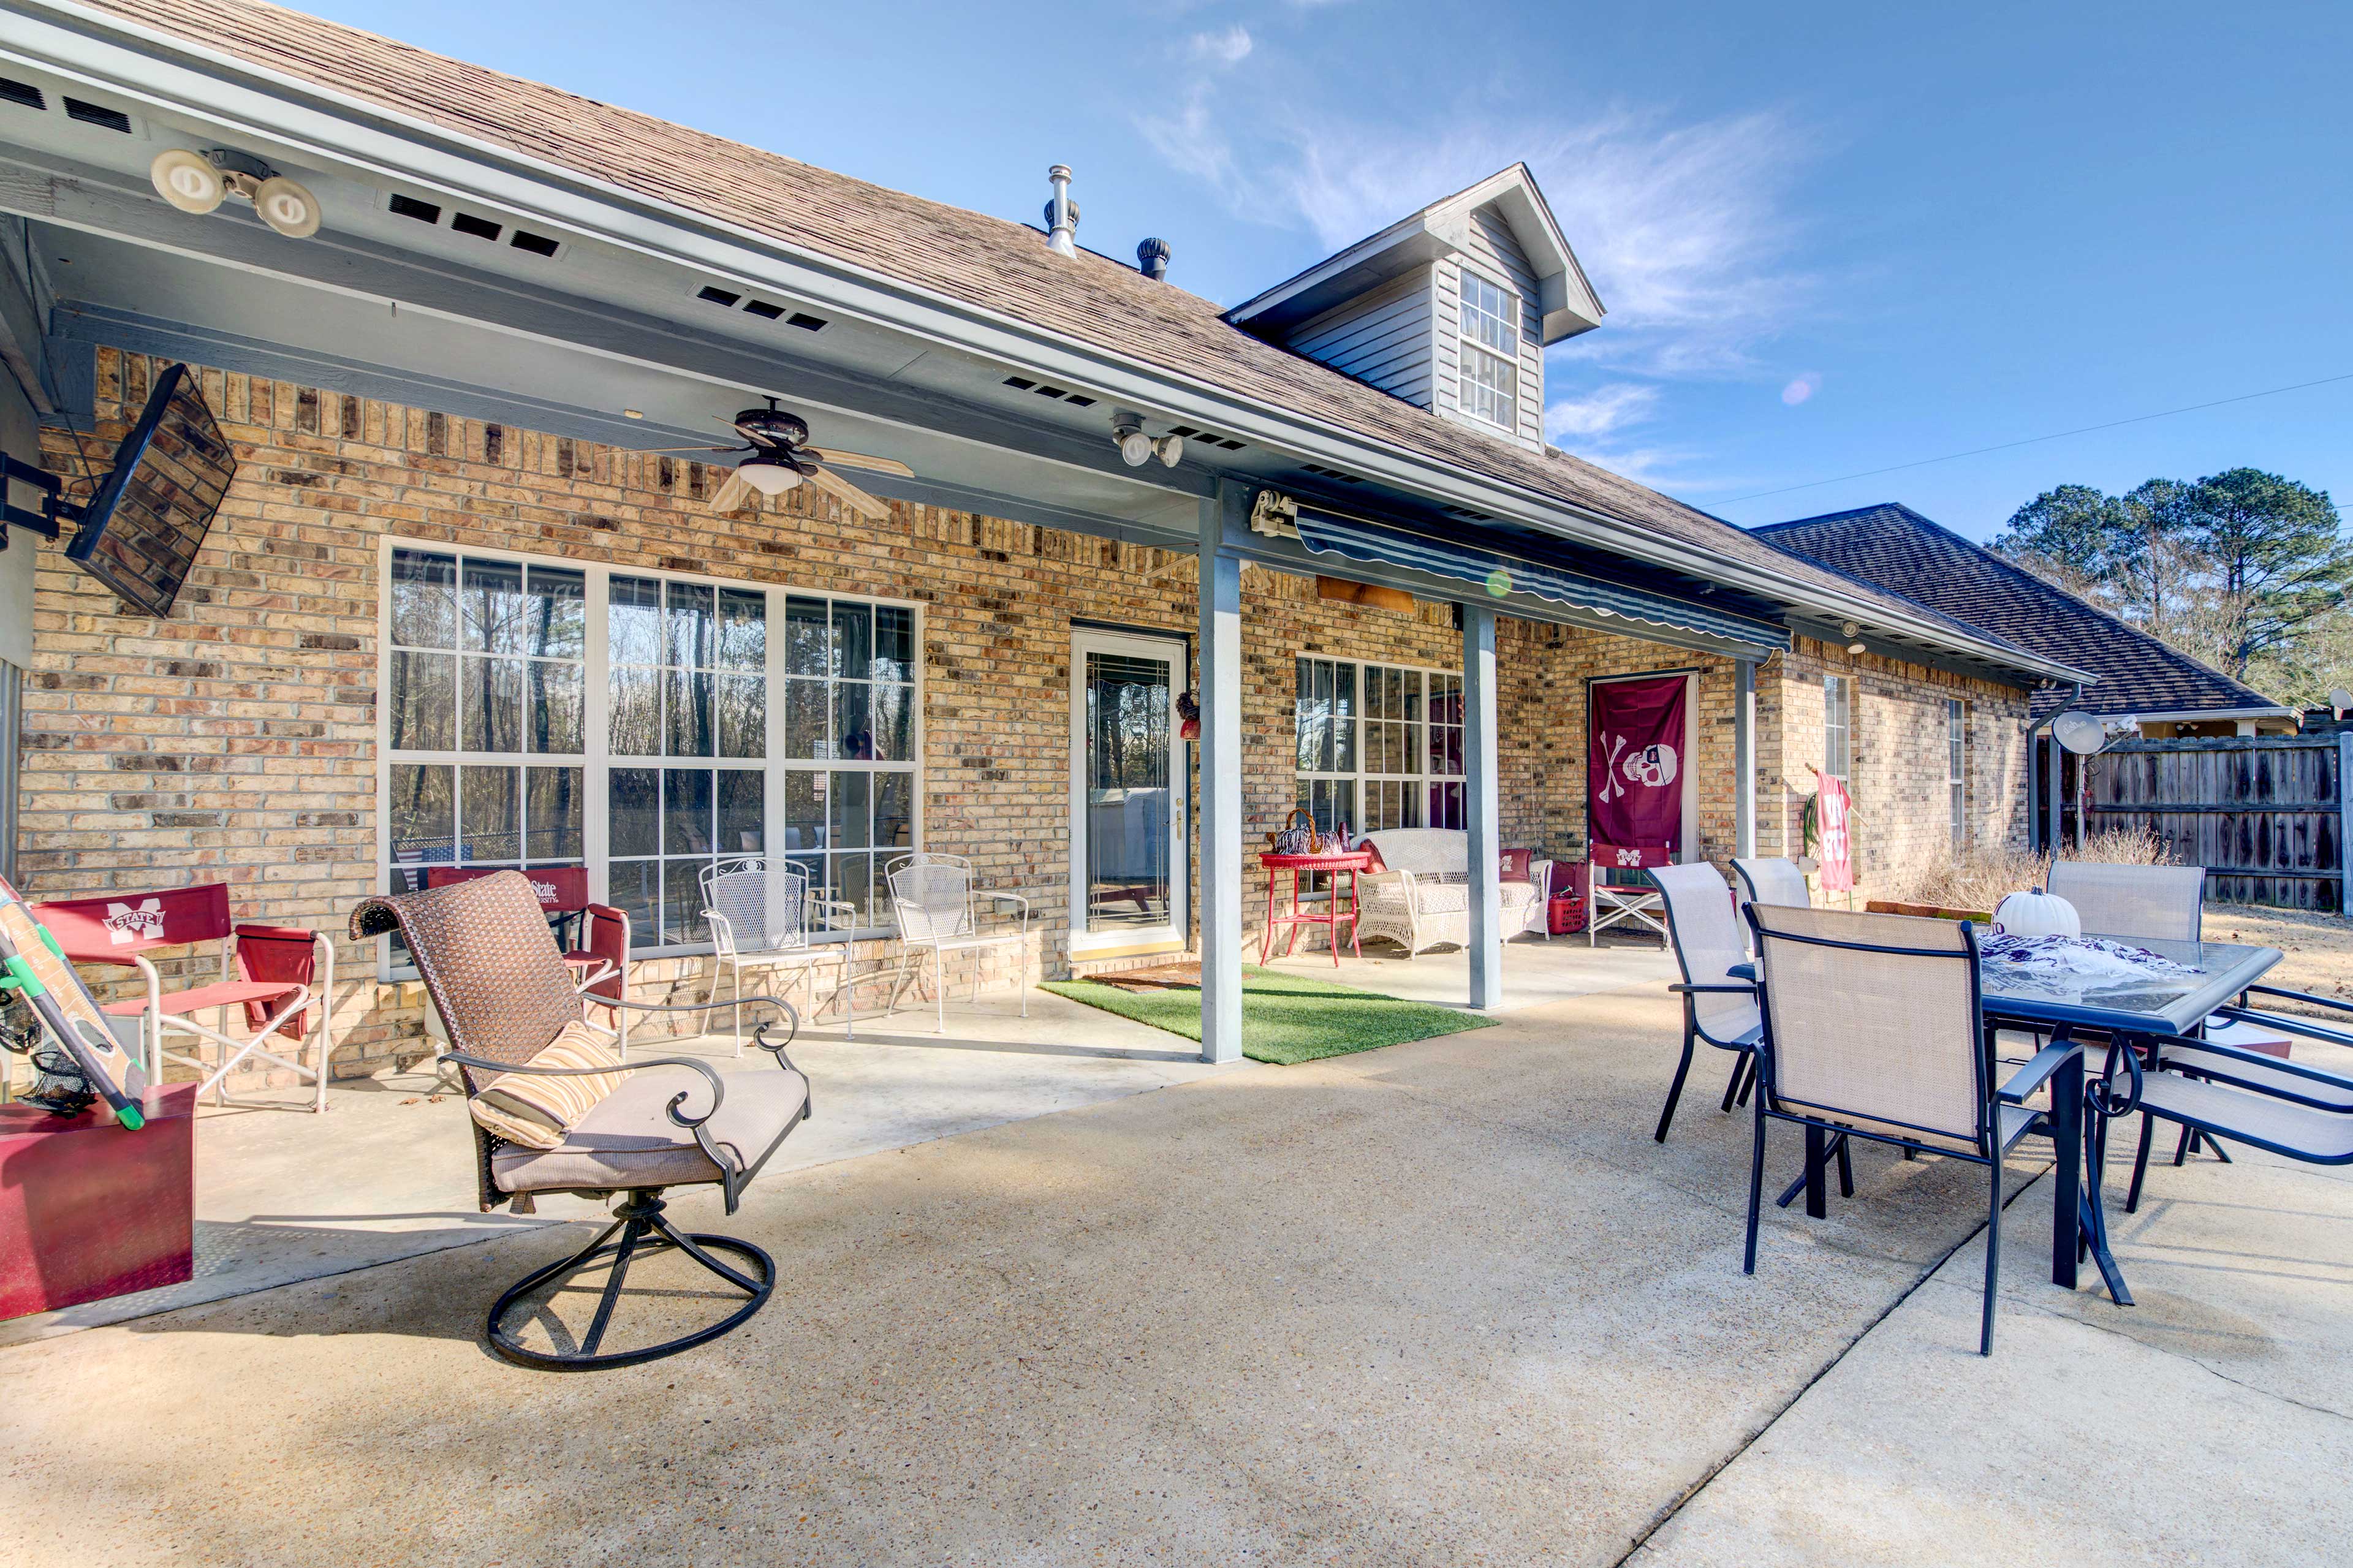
1069,631,1186,952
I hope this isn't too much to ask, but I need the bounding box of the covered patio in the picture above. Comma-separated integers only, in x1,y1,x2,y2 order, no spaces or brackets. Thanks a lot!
6,972,2344,1566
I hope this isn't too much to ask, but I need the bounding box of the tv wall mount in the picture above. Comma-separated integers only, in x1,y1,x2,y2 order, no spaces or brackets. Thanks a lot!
0,453,74,551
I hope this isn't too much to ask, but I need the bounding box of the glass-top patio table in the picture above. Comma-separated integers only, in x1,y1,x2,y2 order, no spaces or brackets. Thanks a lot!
1979,933,2281,1307
1735,933,2284,1308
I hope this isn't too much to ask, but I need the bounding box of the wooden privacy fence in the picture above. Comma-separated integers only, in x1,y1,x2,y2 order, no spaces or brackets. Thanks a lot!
2080,733,2351,911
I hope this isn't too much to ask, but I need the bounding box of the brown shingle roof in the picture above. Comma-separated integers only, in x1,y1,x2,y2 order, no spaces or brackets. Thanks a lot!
86,0,2039,661
1757,504,2289,721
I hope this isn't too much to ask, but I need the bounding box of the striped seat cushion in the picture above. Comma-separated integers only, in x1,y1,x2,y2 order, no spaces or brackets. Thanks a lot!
468,1021,627,1151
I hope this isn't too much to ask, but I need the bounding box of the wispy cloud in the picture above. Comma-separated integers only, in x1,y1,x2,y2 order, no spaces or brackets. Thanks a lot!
1139,88,1824,486
1544,382,1662,441
1185,25,1254,67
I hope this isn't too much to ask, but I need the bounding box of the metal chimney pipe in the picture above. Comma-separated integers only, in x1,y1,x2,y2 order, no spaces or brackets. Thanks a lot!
1137,237,1170,281
1044,165,1077,258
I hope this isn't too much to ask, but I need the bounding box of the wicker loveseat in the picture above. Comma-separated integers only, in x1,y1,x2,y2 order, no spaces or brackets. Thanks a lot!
1356,829,1552,958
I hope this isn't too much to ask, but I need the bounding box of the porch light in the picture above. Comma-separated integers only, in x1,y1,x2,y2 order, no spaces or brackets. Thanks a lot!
150,148,226,214
735,454,803,496
1841,621,1866,654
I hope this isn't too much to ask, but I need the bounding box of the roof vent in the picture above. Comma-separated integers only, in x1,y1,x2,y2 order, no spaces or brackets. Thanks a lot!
0,78,45,112
1044,165,1078,259
1137,238,1170,281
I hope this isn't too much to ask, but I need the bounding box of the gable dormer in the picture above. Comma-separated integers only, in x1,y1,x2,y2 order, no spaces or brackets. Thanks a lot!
1225,165,1603,453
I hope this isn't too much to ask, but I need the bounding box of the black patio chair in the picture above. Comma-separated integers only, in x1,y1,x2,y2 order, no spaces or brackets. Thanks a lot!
352,872,808,1371
1742,903,2084,1355
1645,863,1761,1142
2112,990,2353,1213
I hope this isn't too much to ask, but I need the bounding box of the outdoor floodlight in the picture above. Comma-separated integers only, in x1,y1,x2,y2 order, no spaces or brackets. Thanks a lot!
150,147,320,239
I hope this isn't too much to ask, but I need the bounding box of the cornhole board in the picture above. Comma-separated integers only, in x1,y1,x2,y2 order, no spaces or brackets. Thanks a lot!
0,1082,197,1319
0,873,148,1127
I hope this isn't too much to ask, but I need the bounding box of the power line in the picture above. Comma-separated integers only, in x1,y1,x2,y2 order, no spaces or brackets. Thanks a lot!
1722,371,2353,504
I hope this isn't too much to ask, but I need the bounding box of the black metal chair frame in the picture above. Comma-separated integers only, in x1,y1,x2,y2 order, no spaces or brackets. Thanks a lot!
1647,866,1762,1143
2112,984,2353,1216
354,882,808,1371
1741,908,2086,1356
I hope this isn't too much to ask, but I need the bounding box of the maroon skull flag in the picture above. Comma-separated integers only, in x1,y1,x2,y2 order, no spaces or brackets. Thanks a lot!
1588,675,1687,856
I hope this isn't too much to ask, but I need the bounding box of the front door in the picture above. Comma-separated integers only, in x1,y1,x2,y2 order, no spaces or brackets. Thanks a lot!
1069,630,1187,955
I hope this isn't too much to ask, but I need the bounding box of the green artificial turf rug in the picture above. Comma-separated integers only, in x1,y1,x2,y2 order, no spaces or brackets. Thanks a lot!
1042,964,1496,1066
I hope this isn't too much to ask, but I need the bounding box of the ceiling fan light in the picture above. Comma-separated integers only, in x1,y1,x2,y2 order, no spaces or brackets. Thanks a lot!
737,458,801,496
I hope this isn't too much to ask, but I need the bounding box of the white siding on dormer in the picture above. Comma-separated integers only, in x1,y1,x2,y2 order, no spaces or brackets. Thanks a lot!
1281,268,1436,406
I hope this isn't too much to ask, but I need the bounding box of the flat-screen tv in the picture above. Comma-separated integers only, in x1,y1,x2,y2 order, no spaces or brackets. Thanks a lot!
64,363,237,618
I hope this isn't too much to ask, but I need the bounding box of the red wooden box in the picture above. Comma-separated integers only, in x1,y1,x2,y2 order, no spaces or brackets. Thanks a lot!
0,1082,197,1320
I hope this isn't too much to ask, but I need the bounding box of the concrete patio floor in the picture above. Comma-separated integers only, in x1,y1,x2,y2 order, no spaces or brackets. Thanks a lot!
4,969,2344,1566
0,983,1240,1346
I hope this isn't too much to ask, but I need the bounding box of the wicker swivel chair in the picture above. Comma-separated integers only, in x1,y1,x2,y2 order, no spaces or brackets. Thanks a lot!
351,871,809,1370
1742,903,2084,1355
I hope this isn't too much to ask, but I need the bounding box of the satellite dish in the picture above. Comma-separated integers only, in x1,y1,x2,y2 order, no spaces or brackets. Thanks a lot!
2053,710,2109,756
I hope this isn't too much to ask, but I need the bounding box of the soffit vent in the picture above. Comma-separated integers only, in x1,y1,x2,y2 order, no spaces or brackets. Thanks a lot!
999,375,1095,406
697,287,828,331
385,191,565,259
1300,463,1365,485
1169,423,1246,452
0,78,45,112
63,97,132,133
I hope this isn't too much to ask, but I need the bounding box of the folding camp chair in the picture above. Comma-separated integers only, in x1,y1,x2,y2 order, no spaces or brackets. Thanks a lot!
1586,844,1670,945
33,884,335,1112
564,902,632,1057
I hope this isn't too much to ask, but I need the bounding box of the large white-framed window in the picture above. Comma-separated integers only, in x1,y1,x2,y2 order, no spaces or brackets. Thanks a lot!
1295,657,1464,836
378,539,920,974
1458,270,1521,431
1822,674,1852,785
1947,697,1969,847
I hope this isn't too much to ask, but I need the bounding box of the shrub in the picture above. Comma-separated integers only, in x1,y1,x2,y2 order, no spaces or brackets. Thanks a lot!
1894,828,2171,915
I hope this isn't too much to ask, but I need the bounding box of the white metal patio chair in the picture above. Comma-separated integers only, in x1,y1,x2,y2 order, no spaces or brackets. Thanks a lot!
881,853,1031,1033
701,860,856,1051
1646,863,1760,1142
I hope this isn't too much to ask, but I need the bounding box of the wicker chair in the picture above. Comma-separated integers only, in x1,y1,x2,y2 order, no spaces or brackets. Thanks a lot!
1646,863,1760,1142
1743,903,2083,1355
1356,829,1551,958
351,871,808,1370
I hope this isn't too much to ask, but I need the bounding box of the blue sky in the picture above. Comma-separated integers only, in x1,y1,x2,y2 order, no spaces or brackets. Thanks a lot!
304,0,2353,540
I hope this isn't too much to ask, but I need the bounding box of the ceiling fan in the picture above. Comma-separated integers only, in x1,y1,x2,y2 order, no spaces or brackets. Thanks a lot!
643,398,911,521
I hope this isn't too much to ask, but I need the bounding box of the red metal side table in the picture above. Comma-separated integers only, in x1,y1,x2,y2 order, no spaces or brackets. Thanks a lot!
1257,850,1373,966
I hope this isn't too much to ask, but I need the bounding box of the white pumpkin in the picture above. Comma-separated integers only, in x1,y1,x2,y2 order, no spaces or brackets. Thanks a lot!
1995,887,2081,939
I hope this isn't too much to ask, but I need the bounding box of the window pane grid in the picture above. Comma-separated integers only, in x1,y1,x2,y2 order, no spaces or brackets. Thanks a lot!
387,548,919,962
1296,659,1455,838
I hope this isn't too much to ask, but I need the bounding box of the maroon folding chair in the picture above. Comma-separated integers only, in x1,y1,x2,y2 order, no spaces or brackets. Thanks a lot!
32,884,335,1111
564,903,632,1057
1587,843,1673,947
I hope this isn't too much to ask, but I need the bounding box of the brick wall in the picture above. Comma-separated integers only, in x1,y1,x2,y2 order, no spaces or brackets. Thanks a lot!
1775,637,2031,901
15,349,2028,1083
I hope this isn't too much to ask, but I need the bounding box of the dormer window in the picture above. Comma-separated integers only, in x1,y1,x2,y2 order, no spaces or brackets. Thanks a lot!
1458,271,1520,430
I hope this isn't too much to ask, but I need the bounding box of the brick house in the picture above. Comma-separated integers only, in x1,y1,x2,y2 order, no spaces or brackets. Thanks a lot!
0,1,2090,1080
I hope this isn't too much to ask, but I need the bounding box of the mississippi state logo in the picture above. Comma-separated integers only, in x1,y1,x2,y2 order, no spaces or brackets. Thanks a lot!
103,898,165,944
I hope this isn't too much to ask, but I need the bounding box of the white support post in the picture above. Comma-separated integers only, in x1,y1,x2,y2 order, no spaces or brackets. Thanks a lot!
1462,602,1502,1010
1735,658,1757,858
1197,493,1245,1063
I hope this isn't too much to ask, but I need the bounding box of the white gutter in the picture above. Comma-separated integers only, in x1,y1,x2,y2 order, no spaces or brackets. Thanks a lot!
4,2,2083,683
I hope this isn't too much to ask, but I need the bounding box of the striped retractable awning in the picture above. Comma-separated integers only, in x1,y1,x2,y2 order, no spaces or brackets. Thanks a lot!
1293,506,1790,651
